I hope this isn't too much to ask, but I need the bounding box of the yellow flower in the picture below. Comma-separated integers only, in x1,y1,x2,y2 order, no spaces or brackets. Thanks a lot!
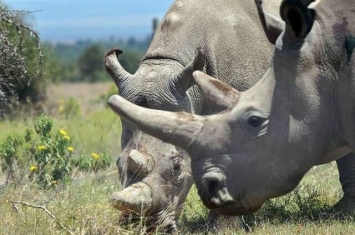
58,105,64,113
91,153,100,160
29,165,37,172
38,145,47,151
67,146,74,152
63,135,70,141
59,129,68,136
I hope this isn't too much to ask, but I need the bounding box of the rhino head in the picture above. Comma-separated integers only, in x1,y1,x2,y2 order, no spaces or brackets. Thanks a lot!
107,0,355,216
105,48,204,232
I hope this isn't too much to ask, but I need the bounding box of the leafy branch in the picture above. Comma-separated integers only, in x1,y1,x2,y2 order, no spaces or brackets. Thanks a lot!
0,5,43,114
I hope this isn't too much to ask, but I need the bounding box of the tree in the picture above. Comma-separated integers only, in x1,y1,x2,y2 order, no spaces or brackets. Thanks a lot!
0,3,44,116
77,44,106,82
118,50,142,74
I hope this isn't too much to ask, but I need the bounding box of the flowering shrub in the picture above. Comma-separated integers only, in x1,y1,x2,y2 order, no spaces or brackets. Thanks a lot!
72,152,111,173
0,115,74,187
31,116,74,188
0,115,112,188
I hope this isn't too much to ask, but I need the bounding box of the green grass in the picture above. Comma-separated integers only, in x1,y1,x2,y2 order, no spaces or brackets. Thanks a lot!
1,162,354,235
178,163,355,235
0,91,354,234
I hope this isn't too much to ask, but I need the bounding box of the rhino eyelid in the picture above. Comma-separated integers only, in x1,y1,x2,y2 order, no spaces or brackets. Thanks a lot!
248,116,267,128
240,110,269,135
173,164,181,172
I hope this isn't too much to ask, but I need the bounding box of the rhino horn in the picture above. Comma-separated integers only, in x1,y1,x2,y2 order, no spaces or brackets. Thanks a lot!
110,182,153,213
193,71,240,110
104,48,133,88
128,150,153,175
175,48,205,91
107,94,205,149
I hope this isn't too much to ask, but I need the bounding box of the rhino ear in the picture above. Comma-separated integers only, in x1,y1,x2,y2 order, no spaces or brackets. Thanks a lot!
193,71,240,111
174,48,205,91
255,0,285,45
280,0,316,40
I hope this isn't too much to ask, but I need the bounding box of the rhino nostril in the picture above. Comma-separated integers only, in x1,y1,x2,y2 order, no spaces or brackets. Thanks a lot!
201,172,233,207
208,179,218,195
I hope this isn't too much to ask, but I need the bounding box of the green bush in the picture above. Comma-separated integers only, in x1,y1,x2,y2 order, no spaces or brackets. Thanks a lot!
30,115,74,187
0,133,27,185
0,115,111,188
0,4,62,117
73,152,111,173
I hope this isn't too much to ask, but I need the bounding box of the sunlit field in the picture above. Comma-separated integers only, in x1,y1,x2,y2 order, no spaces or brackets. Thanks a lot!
0,83,354,235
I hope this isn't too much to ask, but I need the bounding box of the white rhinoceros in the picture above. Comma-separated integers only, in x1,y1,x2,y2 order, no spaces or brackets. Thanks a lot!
106,0,280,232
107,0,355,217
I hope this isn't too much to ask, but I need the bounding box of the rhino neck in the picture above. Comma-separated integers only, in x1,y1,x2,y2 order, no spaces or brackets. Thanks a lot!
310,1,355,155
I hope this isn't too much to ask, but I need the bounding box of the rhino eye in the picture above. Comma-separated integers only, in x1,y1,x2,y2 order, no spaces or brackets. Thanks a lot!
173,164,181,172
248,116,264,128
172,157,183,177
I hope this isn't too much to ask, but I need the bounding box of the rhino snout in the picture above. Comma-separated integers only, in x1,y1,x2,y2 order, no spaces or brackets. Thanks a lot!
199,171,233,208
110,182,153,214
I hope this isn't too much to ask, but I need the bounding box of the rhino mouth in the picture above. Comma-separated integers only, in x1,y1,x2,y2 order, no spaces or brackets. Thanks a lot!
211,202,262,216
118,211,177,234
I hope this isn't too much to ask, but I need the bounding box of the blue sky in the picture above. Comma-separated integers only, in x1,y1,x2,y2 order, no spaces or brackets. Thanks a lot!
6,0,174,42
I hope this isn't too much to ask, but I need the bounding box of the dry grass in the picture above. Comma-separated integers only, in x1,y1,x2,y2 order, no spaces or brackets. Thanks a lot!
0,82,354,234
46,82,113,111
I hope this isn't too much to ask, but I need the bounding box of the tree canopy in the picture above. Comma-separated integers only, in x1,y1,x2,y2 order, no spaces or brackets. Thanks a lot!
0,3,43,114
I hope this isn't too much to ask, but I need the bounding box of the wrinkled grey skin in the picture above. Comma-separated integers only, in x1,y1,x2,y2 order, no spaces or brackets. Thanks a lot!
107,0,355,217
106,0,280,232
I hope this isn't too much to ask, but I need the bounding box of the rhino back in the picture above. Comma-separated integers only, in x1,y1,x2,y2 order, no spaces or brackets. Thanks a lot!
144,0,280,93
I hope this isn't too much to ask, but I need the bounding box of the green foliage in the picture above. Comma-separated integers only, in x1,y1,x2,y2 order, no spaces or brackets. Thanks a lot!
73,152,111,173
77,44,107,82
0,3,62,117
0,114,112,188
57,98,81,119
0,134,26,184
0,4,43,104
118,49,143,74
30,115,74,187
51,39,146,83
52,37,150,63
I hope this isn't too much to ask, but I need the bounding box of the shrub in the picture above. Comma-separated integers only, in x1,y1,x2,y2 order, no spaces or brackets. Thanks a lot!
0,115,112,189
30,115,74,187
73,152,111,173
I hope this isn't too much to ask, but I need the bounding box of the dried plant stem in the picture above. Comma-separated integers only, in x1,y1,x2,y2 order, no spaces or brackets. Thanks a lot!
11,200,74,235
1,17,43,81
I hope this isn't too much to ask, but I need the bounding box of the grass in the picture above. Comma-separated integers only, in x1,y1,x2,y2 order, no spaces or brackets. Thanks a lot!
1,162,354,235
0,83,354,234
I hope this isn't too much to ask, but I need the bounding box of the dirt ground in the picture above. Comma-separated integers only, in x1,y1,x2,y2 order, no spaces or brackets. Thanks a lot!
46,82,114,112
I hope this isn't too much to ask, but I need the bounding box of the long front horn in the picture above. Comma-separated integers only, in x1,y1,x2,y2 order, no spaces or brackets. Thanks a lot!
107,95,205,149
104,48,133,88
